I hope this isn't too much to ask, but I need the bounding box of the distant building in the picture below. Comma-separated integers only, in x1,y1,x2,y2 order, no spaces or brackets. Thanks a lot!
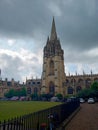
0,78,24,98
26,78,41,95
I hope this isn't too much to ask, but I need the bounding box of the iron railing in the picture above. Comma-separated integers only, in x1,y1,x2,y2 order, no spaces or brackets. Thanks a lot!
0,99,80,130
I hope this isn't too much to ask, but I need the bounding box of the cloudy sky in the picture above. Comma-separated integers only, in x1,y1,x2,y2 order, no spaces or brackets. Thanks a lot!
0,0,98,83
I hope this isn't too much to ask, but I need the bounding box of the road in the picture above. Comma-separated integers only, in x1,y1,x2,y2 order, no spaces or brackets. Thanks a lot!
65,103,98,130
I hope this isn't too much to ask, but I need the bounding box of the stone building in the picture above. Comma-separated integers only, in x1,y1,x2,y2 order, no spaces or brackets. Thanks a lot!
41,18,98,96
66,73,98,95
41,18,66,96
0,78,24,98
26,78,41,95
26,18,98,97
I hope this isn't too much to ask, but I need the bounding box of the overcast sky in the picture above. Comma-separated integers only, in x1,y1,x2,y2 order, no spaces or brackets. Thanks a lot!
0,0,98,83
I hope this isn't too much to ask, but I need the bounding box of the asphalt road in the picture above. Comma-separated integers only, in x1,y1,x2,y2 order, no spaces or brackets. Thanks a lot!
65,103,98,130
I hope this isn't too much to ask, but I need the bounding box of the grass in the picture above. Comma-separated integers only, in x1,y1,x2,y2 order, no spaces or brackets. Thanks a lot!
0,101,61,121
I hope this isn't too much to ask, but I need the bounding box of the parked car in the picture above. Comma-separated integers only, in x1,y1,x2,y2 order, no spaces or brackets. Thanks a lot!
67,97,77,102
10,96,19,101
80,98,85,103
87,98,95,104
50,96,59,102
19,96,26,101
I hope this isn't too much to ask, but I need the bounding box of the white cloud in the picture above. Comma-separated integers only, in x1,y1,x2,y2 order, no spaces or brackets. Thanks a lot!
0,48,42,82
7,39,16,46
86,48,98,57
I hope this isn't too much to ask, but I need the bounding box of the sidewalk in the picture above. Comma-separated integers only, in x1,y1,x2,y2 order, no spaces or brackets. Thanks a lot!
65,103,98,130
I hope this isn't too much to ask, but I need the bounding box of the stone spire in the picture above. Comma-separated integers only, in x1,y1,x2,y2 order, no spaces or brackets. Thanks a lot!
46,36,49,44
50,17,57,41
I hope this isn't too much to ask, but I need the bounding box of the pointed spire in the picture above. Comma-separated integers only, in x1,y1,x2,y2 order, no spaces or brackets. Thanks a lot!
46,36,49,44
50,17,57,41
91,69,92,75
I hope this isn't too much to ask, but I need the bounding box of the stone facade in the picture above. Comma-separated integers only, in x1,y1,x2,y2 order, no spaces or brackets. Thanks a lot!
41,18,98,96
66,73,98,95
41,18,66,96
26,78,41,95
0,78,24,98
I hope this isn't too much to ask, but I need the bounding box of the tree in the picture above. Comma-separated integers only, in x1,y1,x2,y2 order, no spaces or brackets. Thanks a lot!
77,88,92,99
4,87,27,98
56,93,63,100
91,82,98,91
4,89,15,98
91,82,98,98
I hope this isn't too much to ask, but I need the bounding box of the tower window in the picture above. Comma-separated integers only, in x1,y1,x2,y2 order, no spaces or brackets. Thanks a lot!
49,60,54,75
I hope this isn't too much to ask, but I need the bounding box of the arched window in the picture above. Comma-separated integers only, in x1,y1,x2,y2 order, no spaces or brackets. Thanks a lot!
67,86,73,94
27,87,31,94
78,78,83,83
49,60,54,75
49,81,55,96
85,78,91,88
76,86,82,93
34,87,38,94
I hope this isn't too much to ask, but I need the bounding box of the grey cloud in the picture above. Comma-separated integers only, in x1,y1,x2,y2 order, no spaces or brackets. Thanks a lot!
0,0,97,52
0,54,23,81
0,0,51,37
56,0,98,51
0,0,98,81
0,51,42,82
64,49,98,64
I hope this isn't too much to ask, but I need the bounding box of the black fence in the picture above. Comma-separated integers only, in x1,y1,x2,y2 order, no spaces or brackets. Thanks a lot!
0,99,80,130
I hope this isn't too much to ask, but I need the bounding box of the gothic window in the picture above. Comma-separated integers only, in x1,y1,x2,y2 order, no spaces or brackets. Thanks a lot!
78,79,83,83
67,87,73,94
85,78,91,88
7,82,12,87
49,81,55,96
37,82,40,84
76,86,82,93
49,60,54,75
34,87,38,94
27,87,31,94
66,79,69,83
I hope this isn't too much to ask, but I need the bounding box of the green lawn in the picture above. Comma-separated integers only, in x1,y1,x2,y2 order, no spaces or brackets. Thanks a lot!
0,101,61,121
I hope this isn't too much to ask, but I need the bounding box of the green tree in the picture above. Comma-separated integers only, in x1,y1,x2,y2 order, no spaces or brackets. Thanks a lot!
4,89,15,98
91,82,98,98
91,82,98,91
4,87,27,98
77,88,92,98
56,93,63,100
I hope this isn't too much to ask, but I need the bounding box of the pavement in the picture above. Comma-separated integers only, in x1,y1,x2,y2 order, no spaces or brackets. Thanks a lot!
65,103,98,130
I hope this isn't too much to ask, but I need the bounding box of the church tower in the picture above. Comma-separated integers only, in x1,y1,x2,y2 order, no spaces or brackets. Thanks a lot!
41,18,66,96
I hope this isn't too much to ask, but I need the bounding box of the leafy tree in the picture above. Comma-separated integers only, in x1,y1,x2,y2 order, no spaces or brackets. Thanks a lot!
77,88,92,98
40,93,52,101
56,93,63,100
91,82,98,91
91,82,98,98
4,87,27,98
4,89,15,98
